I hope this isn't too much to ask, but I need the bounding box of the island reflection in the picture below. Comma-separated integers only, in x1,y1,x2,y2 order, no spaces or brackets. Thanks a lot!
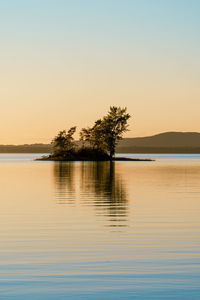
53,162,75,204
53,161,128,227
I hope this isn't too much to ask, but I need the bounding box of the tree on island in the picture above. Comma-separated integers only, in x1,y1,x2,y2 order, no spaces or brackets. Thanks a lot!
80,107,130,159
51,106,131,161
80,119,104,151
101,106,130,159
51,127,76,157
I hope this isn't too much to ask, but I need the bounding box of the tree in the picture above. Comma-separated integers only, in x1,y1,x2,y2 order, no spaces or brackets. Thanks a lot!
52,127,76,156
80,119,104,150
80,106,130,159
100,106,131,159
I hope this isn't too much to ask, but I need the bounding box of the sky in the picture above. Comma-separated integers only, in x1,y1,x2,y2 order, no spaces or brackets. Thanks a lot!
0,0,200,144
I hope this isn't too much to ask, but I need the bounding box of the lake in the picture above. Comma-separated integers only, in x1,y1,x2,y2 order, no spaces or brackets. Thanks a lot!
0,153,199,299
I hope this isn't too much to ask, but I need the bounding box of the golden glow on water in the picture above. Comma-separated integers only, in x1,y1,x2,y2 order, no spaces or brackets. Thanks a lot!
0,154,199,298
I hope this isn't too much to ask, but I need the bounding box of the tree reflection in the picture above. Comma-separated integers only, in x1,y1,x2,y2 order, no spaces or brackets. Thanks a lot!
53,162,75,204
53,161,128,226
80,162,128,225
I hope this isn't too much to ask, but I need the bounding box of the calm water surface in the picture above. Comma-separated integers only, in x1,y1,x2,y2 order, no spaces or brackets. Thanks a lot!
0,153,200,299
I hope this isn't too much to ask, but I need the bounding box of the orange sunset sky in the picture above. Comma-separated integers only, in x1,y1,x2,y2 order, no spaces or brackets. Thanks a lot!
1,0,200,144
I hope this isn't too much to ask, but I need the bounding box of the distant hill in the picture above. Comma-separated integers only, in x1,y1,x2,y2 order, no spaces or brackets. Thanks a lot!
116,132,200,153
0,144,51,153
1,132,200,153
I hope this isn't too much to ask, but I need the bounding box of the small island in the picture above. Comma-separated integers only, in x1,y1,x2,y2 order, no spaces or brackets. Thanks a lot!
38,106,154,162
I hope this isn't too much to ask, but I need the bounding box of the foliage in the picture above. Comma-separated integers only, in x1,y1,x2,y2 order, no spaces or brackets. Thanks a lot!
80,119,104,150
51,106,131,160
76,147,109,160
80,106,130,159
102,106,130,158
51,127,76,156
